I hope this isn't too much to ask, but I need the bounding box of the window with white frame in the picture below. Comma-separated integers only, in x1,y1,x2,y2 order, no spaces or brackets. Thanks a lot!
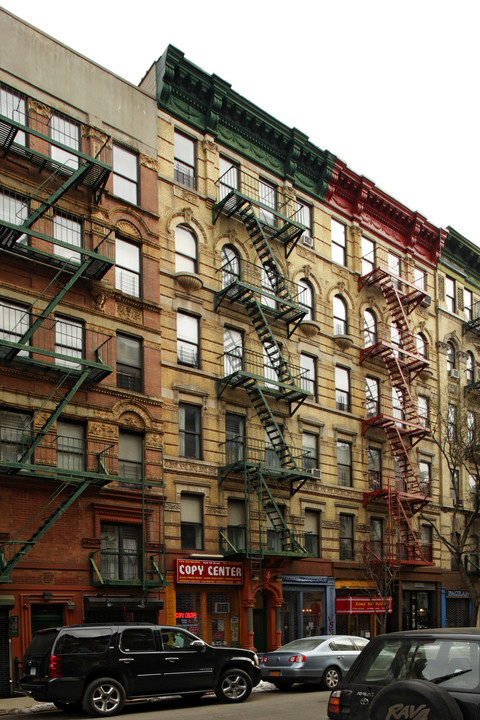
414,267,426,291
464,288,473,322
0,299,29,357
446,342,456,373
0,409,31,462
50,113,80,170
116,334,142,393
221,245,240,289
339,514,354,560
258,178,276,226
366,377,380,419
296,201,313,244
467,411,475,444
298,278,314,320
115,237,140,297
0,86,26,145
174,131,196,189
419,460,431,495
302,432,318,473
57,420,84,471
300,353,316,396
53,212,82,263
101,523,141,581
331,218,347,266
337,440,352,487
267,504,284,551
223,326,243,376
179,403,202,459
227,499,246,551
466,351,475,384
263,344,280,387
364,309,377,347
392,386,405,424
54,316,83,369
416,332,428,359
335,366,350,412
0,189,28,244
112,144,138,204
181,493,203,549
445,276,456,313
333,295,348,335
118,431,143,482
265,429,282,468
261,266,277,309
421,525,433,561
305,509,321,556
448,404,457,442
418,394,429,428
225,413,245,464
175,225,197,273
219,156,239,199
177,312,199,367
361,236,374,276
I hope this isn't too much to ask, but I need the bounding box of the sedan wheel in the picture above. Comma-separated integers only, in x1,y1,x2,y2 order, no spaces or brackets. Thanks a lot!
215,668,252,703
82,677,126,716
321,666,341,690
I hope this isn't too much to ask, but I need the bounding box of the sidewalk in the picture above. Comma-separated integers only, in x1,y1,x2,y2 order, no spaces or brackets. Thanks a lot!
0,696,55,715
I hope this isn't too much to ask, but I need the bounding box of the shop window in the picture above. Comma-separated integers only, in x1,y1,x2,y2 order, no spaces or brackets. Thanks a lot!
304,509,321,556
337,441,352,487
0,409,31,461
57,420,84,471
176,591,201,635
181,493,203,550
227,500,246,551
115,237,140,297
331,218,347,266
339,514,354,560
174,131,196,189
100,523,141,581
118,432,143,482
178,403,202,459
112,144,138,204
300,353,316,397
175,225,197,273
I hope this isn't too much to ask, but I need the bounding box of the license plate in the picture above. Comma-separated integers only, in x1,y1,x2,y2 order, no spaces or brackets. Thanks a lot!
269,671,280,677
30,668,36,676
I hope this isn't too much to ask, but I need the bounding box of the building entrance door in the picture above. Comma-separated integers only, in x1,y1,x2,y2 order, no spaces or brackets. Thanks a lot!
253,592,267,652
31,604,64,636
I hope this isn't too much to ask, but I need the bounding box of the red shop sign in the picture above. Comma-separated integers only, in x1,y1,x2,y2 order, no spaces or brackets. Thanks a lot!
176,559,243,585
336,596,392,614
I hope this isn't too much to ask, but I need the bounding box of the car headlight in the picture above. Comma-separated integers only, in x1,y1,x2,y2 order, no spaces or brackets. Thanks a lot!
253,653,260,666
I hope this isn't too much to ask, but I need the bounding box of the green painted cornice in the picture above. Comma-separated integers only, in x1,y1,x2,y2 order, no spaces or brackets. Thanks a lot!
442,227,480,284
155,45,336,201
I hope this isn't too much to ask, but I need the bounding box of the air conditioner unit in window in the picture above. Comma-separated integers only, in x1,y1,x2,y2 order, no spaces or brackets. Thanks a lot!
421,294,432,308
311,468,322,479
214,602,230,614
302,234,314,247
449,369,460,379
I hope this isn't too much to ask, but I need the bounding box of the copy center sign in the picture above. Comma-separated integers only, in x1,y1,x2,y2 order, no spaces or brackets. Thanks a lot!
176,559,243,585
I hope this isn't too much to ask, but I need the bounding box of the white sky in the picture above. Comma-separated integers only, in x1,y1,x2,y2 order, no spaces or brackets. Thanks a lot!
2,0,479,246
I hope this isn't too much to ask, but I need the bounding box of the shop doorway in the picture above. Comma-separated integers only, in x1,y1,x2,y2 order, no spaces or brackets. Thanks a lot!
0,610,10,698
253,592,267,652
31,604,64,636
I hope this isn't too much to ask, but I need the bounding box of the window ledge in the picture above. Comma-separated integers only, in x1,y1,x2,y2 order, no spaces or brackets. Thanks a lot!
334,334,354,350
300,320,321,338
175,272,204,293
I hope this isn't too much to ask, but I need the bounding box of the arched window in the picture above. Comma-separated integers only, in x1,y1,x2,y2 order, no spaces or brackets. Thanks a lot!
221,245,240,289
416,332,428,359
298,279,314,320
333,295,347,335
364,309,377,347
466,351,475,384
175,225,197,273
446,342,456,373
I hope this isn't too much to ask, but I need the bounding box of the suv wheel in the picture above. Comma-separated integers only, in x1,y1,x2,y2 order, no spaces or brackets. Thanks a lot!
215,668,252,703
82,677,126,717
321,666,341,690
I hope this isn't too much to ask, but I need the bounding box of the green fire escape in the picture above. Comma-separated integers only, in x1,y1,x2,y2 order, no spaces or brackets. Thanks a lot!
212,168,314,572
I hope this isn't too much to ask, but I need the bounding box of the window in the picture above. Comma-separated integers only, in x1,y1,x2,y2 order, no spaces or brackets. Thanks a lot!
261,266,277,309
419,460,431,495
370,518,383,558
305,509,321,556
263,344,280,387
118,432,143,481
54,316,83,368
53,212,82,263
467,411,475,444
112,144,138,203
258,178,276,226
0,299,29,357
265,429,282,468
392,386,405,424
267,504,284,551
367,447,382,491
300,353,316,397
227,499,245,551
388,252,401,281
339,514,354,560
333,295,347,335
335,366,350,412
177,312,199,367
416,333,428,359
50,113,79,170
296,201,313,244
467,351,475,384
0,409,30,462
447,401,457,444
337,440,352,487
418,395,429,428
366,377,380,419
223,326,243,376
179,403,201,459
298,278,314,320
221,245,240,289
117,334,142,392
120,628,156,653
361,237,374,276
175,225,197,273
219,157,239,199
414,267,426,291
446,342,456,373
101,523,141,581
302,432,319,473
391,322,402,358
57,420,84,471
0,189,28,244
225,413,245,464
0,86,26,145
421,525,433,562
464,288,473,322
115,238,140,297
181,493,203,549
364,309,377,347
445,276,456,313
174,131,196,189
331,218,347,266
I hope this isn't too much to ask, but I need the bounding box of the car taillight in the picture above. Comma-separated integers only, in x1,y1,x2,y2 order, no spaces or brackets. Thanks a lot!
288,654,306,663
48,655,62,678
261,656,268,663
328,690,342,714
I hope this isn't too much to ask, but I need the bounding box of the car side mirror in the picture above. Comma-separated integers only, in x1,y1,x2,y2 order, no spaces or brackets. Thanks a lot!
191,640,206,652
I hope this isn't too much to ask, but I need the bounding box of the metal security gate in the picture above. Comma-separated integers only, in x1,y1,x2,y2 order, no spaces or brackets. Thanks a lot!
0,611,11,698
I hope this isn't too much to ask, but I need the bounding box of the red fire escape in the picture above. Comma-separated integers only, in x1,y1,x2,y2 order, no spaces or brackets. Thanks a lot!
359,249,434,576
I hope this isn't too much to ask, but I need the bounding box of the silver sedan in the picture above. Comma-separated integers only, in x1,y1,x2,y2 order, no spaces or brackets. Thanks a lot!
260,635,369,690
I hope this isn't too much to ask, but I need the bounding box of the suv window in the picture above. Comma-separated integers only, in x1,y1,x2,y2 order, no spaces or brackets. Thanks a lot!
120,628,156,653
161,629,196,650
25,629,58,655
55,629,111,655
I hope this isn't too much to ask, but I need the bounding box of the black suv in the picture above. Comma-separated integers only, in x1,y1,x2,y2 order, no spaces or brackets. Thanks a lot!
19,623,261,716
327,628,480,720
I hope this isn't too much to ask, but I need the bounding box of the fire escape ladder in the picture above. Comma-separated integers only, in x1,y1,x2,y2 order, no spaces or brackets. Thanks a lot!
384,425,420,493
388,488,430,565
0,480,90,581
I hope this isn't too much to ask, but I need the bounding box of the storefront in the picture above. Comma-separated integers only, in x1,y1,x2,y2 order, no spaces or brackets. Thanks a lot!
443,588,471,627
401,581,438,630
335,595,392,638
280,574,335,643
